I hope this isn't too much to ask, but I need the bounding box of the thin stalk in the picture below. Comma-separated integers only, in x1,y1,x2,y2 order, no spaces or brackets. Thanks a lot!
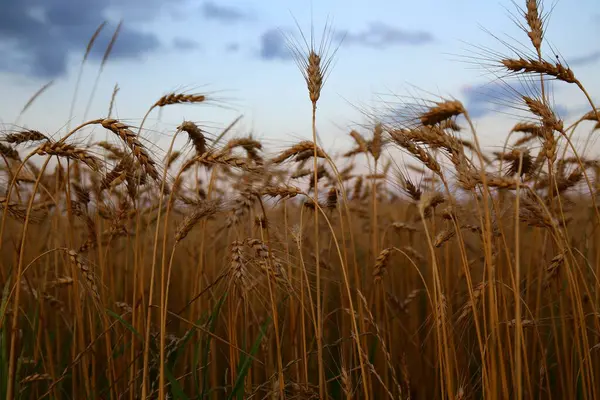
256,200,285,397
311,103,325,399
5,155,52,400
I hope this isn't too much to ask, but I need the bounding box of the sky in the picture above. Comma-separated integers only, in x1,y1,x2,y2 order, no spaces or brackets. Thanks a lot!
0,0,599,161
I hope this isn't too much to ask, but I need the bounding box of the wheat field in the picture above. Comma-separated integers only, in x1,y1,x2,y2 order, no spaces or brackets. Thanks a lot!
1,1,600,399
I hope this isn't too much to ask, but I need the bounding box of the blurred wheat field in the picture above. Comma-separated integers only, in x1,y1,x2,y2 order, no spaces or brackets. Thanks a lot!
1,0,600,399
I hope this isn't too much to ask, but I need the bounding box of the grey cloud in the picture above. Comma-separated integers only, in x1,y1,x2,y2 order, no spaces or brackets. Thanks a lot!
258,29,292,61
382,82,569,127
461,80,567,119
0,0,168,79
173,37,200,50
226,42,240,53
461,81,513,119
554,103,569,118
86,25,160,60
568,50,600,67
337,22,434,49
256,22,432,63
201,1,251,23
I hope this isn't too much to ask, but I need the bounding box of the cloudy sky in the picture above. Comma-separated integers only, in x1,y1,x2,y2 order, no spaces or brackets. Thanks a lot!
1,0,599,158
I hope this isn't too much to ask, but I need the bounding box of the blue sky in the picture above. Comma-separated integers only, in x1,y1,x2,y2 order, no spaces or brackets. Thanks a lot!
1,0,599,159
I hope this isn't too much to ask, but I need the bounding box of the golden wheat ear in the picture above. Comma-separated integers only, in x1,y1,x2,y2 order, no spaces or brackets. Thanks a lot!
284,16,340,108
99,119,160,181
36,142,102,172
178,121,207,155
0,143,20,161
4,130,49,145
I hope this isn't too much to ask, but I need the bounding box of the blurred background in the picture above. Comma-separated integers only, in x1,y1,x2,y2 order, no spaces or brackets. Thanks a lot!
1,0,598,154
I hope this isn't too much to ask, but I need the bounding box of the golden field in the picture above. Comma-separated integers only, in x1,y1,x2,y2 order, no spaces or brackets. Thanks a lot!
1,1,600,399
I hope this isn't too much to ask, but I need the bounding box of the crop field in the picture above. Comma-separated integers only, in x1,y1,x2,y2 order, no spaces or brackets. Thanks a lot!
1,0,599,399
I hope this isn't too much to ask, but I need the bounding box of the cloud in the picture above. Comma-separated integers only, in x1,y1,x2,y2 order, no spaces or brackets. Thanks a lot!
337,22,434,49
553,103,570,118
201,1,251,23
258,29,292,61
461,80,568,119
226,42,240,53
173,37,200,50
461,82,512,119
0,0,167,79
256,23,432,62
568,50,600,67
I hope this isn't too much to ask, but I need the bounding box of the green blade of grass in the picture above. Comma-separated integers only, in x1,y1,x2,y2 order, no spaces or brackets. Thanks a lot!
201,292,227,398
106,309,143,342
165,363,190,400
228,316,271,400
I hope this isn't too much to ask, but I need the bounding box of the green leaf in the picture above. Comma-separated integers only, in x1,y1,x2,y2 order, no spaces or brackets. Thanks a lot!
165,364,190,400
201,293,227,398
106,309,143,342
228,316,270,400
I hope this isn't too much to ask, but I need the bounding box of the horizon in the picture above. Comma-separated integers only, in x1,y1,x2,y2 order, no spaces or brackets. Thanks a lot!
1,0,599,161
